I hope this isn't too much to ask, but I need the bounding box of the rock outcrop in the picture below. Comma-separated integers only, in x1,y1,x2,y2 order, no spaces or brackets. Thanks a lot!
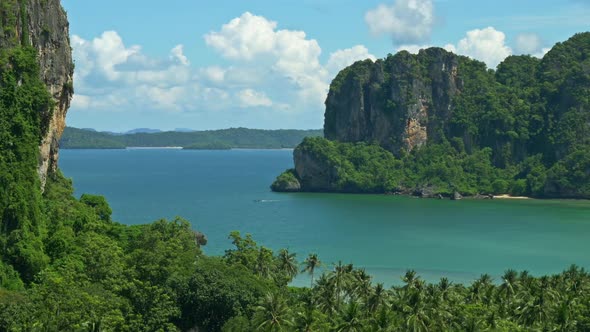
29,0,74,189
324,48,461,155
3,0,74,190
270,168,303,192
273,33,590,198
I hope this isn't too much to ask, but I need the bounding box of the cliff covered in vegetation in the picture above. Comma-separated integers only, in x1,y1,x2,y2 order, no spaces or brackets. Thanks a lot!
1,0,74,189
274,32,590,198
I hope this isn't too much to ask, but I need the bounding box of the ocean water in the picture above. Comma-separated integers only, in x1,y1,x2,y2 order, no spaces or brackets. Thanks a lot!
59,149,590,286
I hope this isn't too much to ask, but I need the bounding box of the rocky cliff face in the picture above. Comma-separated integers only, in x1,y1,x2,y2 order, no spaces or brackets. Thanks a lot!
324,48,461,155
5,0,74,189
278,33,590,197
29,0,74,189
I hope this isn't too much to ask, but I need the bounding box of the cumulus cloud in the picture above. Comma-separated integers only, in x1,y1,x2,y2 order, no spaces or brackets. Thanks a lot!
70,13,376,126
395,44,432,54
71,94,91,109
170,45,189,65
393,27,513,68
200,66,226,84
204,12,329,105
514,33,549,58
326,45,376,76
237,89,273,107
454,27,512,68
72,31,203,113
365,0,434,43
204,12,277,61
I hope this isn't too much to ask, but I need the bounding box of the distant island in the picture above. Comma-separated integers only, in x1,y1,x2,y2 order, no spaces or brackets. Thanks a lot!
273,32,590,200
60,127,323,150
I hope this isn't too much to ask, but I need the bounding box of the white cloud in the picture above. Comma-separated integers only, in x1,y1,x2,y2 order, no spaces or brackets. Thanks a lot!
136,85,188,111
71,94,91,109
514,33,549,58
454,27,512,68
392,27,512,68
70,14,377,128
395,44,432,54
237,89,273,107
534,47,551,58
200,66,226,84
204,12,329,105
72,31,212,113
204,12,277,61
170,45,189,65
327,45,376,76
365,0,434,43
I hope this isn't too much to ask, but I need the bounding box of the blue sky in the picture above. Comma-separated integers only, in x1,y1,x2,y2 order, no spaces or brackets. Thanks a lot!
62,0,589,131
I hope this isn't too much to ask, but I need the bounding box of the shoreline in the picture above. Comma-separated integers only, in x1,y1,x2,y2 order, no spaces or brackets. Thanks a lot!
492,194,532,200
126,146,183,150
61,147,295,150
275,190,588,201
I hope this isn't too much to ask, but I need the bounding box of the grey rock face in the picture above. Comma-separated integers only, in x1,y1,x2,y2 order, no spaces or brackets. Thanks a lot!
324,48,461,155
30,0,74,189
293,147,338,192
7,0,74,190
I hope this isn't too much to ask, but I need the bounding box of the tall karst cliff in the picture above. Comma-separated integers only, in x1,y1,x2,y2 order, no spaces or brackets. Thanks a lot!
324,48,462,154
274,32,590,198
1,0,74,189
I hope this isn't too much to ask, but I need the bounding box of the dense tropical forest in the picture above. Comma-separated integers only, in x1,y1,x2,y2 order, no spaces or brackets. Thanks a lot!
60,127,323,149
274,32,590,199
3,0,590,330
3,174,590,331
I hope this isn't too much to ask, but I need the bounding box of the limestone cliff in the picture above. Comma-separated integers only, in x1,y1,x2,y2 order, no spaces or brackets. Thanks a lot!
2,0,74,189
324,48,461,155
275,33,590,197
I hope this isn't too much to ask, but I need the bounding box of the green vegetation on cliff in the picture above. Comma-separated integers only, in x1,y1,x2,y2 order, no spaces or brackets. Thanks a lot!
276,32,590,198
0,45,53,283
61,127,323,149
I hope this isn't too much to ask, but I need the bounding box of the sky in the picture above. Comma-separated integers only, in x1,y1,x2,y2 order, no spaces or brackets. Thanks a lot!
61,0,590,131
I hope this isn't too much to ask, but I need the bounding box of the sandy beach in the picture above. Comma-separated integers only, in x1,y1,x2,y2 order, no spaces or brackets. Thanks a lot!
493,194,531,200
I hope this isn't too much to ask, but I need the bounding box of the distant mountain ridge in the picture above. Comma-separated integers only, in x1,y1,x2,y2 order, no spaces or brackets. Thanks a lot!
125,128,163,134
60,127,323,149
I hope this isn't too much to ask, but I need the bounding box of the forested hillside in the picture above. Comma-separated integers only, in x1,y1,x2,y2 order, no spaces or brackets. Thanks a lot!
274,32,590,199
3,0,590,330
60,127,323,149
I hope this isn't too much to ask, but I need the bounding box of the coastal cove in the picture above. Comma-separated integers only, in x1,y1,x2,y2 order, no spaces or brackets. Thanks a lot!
60,148,590,286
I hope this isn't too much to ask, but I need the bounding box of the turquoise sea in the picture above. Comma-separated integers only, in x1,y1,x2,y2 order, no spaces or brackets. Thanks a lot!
59,149,590,286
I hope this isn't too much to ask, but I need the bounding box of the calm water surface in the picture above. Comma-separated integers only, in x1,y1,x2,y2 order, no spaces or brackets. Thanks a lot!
60,149,590,286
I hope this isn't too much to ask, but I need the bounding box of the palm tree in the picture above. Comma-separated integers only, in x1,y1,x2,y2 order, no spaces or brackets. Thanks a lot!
402,270,419,290
437,277,453,303
315,274,337,315
294,305,316,332
255,247,274,278
336,302,364,332
469,274,493,305
518,276,556,328
404,303,430,332
367,283,388,313
277,249,298,282
294,292,321,332
330,261,353,308
498,269,519,313
370,307,395,332
302,253,321,288
555,297,577,331
253,292,294,332
348,268,372,302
